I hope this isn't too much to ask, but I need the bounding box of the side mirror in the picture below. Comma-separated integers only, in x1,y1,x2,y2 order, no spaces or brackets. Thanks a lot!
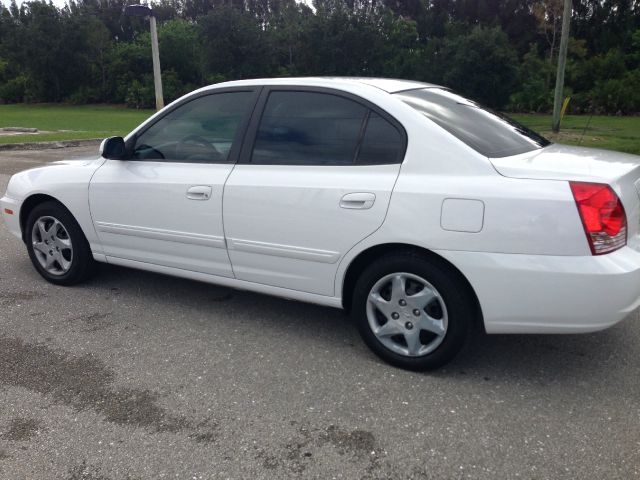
99,136,126,159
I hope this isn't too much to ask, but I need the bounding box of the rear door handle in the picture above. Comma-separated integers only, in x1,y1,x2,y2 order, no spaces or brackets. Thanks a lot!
186,185,212,201
340,192,376,210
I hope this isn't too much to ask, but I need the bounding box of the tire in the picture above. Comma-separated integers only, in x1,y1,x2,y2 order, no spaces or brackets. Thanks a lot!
352,252,475,371
25,201,96,286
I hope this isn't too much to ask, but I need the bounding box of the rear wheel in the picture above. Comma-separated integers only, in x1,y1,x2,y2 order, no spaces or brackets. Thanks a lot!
352,252,475,370
26,201,96,285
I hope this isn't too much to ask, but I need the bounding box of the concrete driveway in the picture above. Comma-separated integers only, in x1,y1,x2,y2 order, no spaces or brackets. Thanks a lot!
0,147,639,479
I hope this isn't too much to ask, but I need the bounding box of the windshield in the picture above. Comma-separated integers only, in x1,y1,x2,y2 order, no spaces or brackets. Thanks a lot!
395,88,551,158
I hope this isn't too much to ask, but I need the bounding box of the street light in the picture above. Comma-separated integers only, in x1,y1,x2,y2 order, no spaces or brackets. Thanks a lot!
125,4,164,111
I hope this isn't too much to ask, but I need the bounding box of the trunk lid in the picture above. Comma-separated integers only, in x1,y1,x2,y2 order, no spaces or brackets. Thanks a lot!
490,143,640,182
490,143,640,252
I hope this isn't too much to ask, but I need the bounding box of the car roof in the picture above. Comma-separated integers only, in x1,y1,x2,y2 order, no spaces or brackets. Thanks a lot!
323,77,440,93
208,77,441,94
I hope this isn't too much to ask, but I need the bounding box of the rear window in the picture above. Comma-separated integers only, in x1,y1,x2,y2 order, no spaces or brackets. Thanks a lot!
395,88,551,158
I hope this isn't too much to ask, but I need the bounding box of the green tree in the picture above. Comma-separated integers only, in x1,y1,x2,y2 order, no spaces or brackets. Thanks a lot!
200,6,276,80
0,0,638,114
509,44,554,112
422,26,519,108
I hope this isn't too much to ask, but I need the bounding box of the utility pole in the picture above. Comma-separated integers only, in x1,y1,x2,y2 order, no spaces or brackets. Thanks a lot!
125,4,164,111
149,15,164,110
552,0,572,133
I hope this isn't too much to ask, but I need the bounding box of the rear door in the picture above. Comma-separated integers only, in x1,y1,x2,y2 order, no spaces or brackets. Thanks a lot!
222,87,406,296
89,88,259,276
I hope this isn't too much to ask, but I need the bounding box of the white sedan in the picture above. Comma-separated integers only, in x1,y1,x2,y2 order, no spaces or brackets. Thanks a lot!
2,78,640,370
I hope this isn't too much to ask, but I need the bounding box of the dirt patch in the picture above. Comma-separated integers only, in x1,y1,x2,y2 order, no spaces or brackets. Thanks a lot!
1,417,43,441
257,423,381,476
0,127,39,134
0,291,41,307
0,139,101,152
68,312,114,332
282,427,314,475
66,461,111,480
188,431,216,443
188,417,219,444
544,131,602,143
0,335,186,433
0,449,10,461
322,424,376,457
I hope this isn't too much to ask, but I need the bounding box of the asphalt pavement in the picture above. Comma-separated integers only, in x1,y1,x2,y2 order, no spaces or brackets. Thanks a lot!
0,146,639,479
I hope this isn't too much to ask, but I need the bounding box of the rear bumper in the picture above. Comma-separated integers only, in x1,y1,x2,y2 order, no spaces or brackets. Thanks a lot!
0,195,22,239
435,247,640,334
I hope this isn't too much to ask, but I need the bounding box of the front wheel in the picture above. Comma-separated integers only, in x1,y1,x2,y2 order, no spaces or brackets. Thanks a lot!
25,201,96,285
352,252,476,371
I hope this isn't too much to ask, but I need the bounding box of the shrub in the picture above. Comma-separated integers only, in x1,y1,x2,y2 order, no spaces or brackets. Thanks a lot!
0,74,28,103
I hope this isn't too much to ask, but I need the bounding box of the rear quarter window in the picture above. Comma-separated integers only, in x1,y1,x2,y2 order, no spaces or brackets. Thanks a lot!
356,112,404,165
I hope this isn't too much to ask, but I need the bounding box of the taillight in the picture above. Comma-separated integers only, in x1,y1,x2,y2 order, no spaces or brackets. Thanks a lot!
569,181,627,255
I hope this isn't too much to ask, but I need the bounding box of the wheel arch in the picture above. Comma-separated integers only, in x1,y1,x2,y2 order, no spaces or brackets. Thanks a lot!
20,194,74,242
340,243,484,330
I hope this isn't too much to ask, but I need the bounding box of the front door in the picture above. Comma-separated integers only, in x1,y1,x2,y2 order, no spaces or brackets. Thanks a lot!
223,88,406,296
89,88,258,277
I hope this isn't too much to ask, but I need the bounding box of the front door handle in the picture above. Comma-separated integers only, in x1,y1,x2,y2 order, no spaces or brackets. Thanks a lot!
340,192,376,210
186,185,212,201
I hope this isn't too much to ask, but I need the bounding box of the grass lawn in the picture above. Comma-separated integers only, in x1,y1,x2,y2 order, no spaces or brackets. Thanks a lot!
0,104,638,156
512,114,640,156
0,104,153,144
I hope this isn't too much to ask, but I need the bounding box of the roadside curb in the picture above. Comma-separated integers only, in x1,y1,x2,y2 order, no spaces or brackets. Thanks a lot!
0,139,102,152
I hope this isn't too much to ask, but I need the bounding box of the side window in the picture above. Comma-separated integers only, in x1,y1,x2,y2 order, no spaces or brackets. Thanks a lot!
251,91,367,165
133,91,254,163
356,112,404,165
